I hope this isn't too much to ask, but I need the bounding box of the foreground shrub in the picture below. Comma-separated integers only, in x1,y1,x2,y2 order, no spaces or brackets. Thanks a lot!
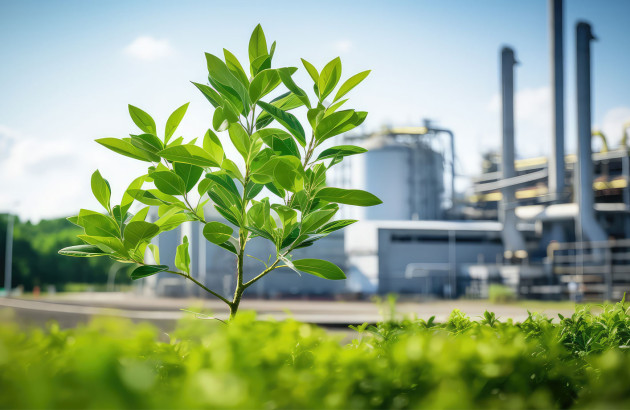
0,301,629,409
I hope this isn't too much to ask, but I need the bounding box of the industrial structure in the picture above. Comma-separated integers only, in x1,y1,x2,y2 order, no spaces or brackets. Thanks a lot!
142,0,630,301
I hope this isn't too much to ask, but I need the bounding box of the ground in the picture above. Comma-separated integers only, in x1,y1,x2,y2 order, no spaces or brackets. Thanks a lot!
0,292,579,331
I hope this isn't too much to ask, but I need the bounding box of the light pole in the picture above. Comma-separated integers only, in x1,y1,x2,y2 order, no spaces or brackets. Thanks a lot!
3,213,15,296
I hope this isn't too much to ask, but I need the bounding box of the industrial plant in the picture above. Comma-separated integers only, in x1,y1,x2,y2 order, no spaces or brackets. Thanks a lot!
143,0,630,302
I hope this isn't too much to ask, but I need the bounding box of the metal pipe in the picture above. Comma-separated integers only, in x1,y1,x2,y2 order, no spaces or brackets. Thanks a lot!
500,46,527,253
575,22,607,243
422,120,456,211
549,0,565,201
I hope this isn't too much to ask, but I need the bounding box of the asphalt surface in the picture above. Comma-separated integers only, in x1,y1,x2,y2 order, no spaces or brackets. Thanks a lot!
0,292,578,331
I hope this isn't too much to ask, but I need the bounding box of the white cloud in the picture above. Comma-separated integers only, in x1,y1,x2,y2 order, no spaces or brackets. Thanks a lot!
0,124,149,222
599,106,630,147
124,36,173,61
333,39,353,53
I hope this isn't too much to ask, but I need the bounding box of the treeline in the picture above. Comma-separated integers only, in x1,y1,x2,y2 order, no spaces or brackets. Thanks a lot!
0,214,131,291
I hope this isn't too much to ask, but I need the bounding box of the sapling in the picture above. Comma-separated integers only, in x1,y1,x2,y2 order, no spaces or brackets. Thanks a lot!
59,25,381,319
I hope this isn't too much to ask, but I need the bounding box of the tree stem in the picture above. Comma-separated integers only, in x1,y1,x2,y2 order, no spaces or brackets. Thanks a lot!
230,230,246,320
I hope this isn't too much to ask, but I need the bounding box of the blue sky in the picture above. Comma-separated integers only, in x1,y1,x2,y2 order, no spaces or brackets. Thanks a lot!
1,0,630,220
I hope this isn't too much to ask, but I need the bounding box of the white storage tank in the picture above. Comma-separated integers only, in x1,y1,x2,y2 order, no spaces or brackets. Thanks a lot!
359,134,445,220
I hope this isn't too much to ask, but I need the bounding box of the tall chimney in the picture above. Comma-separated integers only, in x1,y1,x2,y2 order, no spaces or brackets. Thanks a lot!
549,0,565,200
575,22,606,243
500,47,526,253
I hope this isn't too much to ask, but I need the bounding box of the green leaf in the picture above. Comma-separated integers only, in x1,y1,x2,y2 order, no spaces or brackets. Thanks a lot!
315,110,354,140
59,245,109,257
257,101,306,147
221,98,241,124
124,221,159,249
156,212,196,232
91,170,111,212
249,69,281,103
317,219,357,234
223,48,249,87
292,259,346,280
77,209,120,237
221,158,244,181
165,102,189,144
129,206,150,223
318,57,342,100
248,24,268,75
175,236,191,274
307,104,326,129
78,235,127,256
191,82,221,108
278,68,311,108
148,244,160,264
203,221,234,245
254,128,301,158
301,208,337,234
96,138,156,162
316,145,367,161
301,58,319,83
333,70,370,102
205,172,240,200
315,187,382,206
325,99,348,116
251,155,304,192
112,205,128,228
244,180,264,200
126,189,166,206
212,107,229,132
121,175,148,215
203,129,225,165
206,53,250,114
130,264,169,280
315,110,367,143
215,205,241,227
217,240,238,254
228,123,251,161
255,92,305,130
167,136,184,148
250,54,272,77
130,133,164,155
148,189,186,207
173,163,203,193
128,105,157,135
151,171,187,196
158,145,220,168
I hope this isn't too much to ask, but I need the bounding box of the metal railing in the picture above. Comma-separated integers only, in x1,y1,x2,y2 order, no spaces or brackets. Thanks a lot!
551,239,630,300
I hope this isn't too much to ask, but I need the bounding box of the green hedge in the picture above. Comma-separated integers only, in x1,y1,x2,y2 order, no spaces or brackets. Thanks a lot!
0,301,629,409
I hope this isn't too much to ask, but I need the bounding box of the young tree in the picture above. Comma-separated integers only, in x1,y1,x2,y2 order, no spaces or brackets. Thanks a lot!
60,25,381,319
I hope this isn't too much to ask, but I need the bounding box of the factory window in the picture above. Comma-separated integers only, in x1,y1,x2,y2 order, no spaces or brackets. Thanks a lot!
390,233,501,244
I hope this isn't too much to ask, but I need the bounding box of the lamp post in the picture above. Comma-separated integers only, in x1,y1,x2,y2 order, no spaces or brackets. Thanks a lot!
3,213,15,296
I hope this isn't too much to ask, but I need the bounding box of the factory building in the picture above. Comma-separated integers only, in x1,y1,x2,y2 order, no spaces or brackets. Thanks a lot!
143,0,630,301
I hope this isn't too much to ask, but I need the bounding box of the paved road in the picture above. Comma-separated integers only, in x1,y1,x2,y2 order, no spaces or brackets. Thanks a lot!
0,293,578,331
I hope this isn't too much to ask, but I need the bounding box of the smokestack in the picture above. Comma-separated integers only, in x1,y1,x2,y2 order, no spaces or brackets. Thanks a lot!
575,22,606,243
500,47,526,253
549,0,565,200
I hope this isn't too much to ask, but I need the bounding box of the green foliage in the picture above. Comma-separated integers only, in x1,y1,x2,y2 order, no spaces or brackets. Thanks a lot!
0,214,121,291
2,301,630,408
488,284,517,304
59,25,379,318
